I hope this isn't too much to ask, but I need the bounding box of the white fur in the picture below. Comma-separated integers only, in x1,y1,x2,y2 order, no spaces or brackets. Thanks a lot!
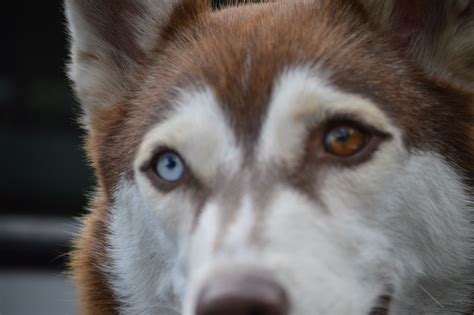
106,68,473,314
135,87,242,186
183,194,262,315
108,180,183,314
222,194,256,252
259,67,395,169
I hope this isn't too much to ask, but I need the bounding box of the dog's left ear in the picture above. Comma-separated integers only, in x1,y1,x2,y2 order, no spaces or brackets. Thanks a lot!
361,0,474,90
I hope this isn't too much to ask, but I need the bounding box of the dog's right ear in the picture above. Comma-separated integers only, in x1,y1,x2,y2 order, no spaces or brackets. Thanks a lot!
65,0,209,125
360,0,474,91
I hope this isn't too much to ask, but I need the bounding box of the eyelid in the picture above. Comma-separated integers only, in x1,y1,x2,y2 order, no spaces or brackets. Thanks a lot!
321,115,390,139
319,99,393,132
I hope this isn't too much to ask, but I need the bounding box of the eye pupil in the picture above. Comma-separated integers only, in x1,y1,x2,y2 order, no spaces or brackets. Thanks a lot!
165,156,177,169
333,128,352,142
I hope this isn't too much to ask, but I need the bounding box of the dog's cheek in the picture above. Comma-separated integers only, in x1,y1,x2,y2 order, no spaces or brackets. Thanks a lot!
259,187,393,314
109,178,200,310
320,150,472,307
140,189,200,302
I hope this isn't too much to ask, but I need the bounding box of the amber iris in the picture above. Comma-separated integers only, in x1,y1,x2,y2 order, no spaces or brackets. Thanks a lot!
324,125,368,157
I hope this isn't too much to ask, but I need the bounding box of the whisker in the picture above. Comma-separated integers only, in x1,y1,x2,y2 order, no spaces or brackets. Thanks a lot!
419,285,444,309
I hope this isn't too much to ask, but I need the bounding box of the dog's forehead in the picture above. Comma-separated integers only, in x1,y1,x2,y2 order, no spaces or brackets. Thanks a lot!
141,1,420,143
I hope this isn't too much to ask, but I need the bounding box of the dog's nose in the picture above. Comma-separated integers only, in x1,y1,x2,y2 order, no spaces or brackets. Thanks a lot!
196,271,289,315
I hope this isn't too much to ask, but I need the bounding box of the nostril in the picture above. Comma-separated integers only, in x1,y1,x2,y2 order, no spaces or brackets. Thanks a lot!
196,272,289,315
369,295,392,315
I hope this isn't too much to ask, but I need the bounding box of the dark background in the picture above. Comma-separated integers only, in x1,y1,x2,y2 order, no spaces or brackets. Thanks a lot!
1,0,91,268
2,2,91,219
1,1,90,314
1,1,231,314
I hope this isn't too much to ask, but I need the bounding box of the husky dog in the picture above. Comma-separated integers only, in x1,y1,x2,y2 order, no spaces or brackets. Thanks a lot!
65,0,474,314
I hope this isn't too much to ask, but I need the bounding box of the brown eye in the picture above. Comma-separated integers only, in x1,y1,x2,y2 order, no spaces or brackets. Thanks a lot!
324,125,369,157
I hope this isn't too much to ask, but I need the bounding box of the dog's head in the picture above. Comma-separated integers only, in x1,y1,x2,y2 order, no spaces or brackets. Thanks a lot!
66,0,474,314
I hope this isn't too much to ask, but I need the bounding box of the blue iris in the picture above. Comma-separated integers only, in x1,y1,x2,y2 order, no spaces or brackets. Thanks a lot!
155,152,185,182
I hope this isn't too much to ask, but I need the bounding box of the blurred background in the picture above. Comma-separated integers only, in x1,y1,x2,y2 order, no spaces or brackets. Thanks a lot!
2,1,94,314
1,1,233,314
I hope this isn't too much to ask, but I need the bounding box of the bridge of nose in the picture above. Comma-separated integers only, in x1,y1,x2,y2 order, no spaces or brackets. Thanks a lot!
210,166,281,252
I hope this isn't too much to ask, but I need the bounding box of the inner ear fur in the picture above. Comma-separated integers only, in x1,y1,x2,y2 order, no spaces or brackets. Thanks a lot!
65,0,210,125
360,0,474,91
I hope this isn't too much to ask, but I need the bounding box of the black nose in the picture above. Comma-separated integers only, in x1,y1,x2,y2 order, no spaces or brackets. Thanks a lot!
196,271,289,315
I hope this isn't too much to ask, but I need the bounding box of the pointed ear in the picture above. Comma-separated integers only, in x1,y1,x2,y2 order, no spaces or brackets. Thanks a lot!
361,0,474,90
65,0,209,122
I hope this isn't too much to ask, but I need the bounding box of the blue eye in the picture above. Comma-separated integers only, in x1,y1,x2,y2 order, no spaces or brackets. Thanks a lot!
154,152,185,182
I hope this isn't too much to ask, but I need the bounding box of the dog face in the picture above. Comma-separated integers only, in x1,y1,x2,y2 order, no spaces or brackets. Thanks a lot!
66,1,474,314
